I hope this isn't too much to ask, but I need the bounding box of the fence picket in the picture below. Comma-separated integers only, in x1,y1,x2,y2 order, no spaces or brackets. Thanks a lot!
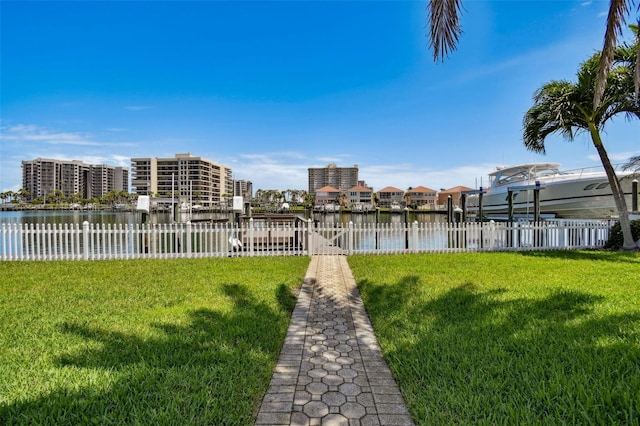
0,219,613,261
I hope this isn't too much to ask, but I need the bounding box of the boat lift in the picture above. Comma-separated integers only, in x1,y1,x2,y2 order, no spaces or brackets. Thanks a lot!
506,182,546,222
461,182,546,223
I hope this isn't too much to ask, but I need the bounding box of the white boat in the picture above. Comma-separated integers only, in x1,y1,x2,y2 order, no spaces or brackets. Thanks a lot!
466,163,637,219
389,202,403,213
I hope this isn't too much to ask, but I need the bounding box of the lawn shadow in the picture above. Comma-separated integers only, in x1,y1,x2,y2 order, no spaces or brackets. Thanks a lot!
358,276,640,425
1,282,296,425
516,249,640,263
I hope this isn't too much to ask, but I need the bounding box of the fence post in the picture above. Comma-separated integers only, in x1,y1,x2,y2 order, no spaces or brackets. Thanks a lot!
348,221,354,254
82,221,90,260
412,221,418,253
249,217,255,256
1,223,7,261
186,221,192,258
307,219,314,256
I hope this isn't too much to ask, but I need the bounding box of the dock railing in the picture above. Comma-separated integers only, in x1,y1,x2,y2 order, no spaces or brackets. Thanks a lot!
1,219,612,261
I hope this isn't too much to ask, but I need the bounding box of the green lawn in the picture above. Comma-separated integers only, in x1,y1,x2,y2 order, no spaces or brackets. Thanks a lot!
0,257,309,425
348,251,640,425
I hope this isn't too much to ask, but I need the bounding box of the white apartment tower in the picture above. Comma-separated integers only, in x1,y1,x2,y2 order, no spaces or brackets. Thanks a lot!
22,158,128,201
131,153,233,208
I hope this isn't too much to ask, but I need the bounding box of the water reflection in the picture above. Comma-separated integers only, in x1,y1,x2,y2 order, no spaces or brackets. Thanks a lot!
0,210,446,226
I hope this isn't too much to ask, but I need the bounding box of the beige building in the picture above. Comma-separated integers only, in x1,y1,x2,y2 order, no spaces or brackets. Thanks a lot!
346,185,374,209
313,185,342,206
22,158,128,201
406,186,438,209
131,153,232,208
437,185,474,208
308,163,359,195
377,186,405,208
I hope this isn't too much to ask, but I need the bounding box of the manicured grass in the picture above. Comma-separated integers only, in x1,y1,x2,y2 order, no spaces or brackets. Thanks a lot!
0,257,309,425
349,251,640,425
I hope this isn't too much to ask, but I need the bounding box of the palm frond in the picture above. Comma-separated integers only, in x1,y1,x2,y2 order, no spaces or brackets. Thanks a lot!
623,155,640,170
427,0,463,62
594,0,630,109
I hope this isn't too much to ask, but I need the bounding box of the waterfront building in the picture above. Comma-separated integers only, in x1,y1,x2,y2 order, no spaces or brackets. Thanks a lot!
21,158,128,201
406,186,438,209
346,185,374,209
437,185,474,208
233,179,253,202
314,185,342,206
377,186,405,208
131,153,232,209
308,164,359,195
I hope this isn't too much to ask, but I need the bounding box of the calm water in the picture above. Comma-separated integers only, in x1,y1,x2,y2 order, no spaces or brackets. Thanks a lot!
0,210,446,226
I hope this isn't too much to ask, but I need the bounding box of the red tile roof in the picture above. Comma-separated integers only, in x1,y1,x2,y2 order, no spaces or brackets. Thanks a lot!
378,186,404,193
316,185,341,192
408,185,437,193
439,185,473,193
347,185,373,192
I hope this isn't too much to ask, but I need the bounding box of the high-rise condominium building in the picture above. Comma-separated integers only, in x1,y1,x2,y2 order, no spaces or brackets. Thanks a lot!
233,179,253,201
21,158,128,201
308,163,359,195
131,153,233,208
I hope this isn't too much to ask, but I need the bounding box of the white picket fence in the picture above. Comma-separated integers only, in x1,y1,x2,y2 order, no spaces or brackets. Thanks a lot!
0,219,612,261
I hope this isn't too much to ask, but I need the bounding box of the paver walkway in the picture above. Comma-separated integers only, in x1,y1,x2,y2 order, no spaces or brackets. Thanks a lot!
255,255,414,426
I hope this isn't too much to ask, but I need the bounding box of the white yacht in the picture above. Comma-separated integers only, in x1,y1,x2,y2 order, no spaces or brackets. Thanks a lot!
466,163,637,219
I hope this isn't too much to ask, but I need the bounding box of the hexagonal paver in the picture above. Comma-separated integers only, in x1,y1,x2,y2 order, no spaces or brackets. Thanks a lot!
322,361,342,372
310,356,326,365
335,344,352,353
335,356,354,365
310,344,327,354
322,350,341,360
337,368,358,379
308,368,328,379
322,374,345,386
321,391,346,406
306,381,328,395
333,333,349,342
303,401,329,417
338,382,361,396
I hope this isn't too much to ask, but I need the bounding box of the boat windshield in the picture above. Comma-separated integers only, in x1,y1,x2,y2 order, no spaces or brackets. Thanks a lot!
490,164,560,187
493,170,532,186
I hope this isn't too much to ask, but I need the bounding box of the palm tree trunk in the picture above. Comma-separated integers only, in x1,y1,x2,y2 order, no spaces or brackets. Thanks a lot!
588,123,638,250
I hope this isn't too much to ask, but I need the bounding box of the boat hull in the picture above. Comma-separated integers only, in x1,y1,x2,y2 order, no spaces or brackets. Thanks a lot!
468,173,637,219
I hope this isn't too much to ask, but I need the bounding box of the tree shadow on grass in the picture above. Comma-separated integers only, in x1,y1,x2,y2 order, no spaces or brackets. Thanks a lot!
358,276,640,425
1,282,298,425
516,249,640,264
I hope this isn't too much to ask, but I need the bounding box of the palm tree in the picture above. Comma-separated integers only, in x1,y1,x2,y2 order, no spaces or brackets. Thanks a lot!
426,1,639,106
523,46,640,250
595,5,639,109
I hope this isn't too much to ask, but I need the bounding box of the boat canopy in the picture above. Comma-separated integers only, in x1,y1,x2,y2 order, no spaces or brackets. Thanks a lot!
489,163,561,187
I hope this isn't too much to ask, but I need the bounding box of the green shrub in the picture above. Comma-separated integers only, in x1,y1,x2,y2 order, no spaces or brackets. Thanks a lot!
604,219,640,249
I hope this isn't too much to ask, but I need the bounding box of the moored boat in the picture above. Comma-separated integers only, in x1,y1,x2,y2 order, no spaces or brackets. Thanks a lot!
466,163,638,219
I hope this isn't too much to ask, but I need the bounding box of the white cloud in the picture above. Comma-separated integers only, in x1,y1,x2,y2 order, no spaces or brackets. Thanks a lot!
1,124,100,146
230,149,492,193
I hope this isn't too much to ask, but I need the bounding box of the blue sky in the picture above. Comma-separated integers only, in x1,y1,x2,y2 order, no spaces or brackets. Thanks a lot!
1,0,638,194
